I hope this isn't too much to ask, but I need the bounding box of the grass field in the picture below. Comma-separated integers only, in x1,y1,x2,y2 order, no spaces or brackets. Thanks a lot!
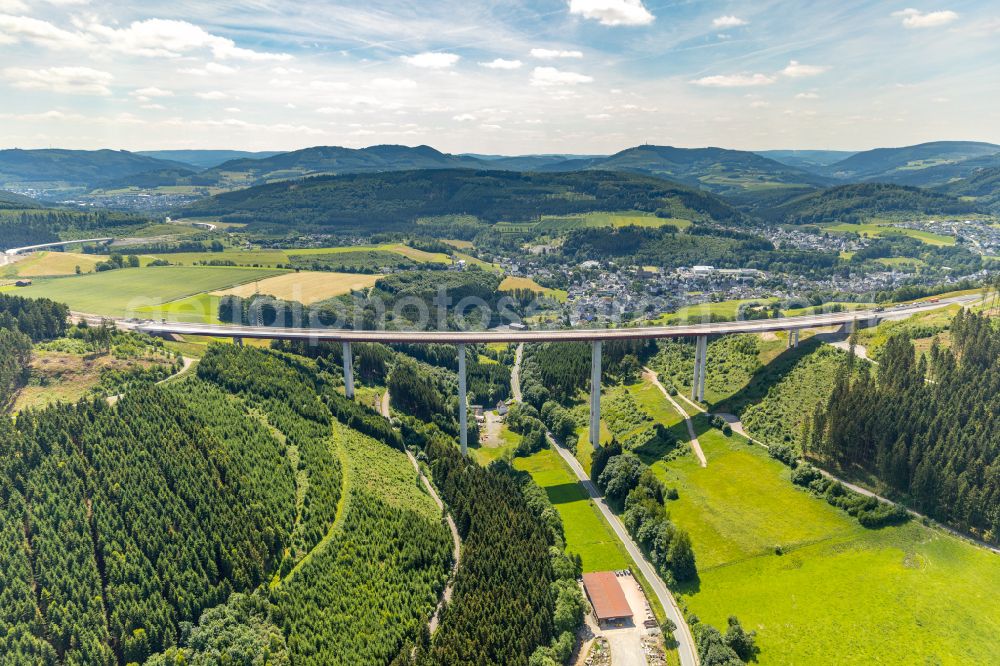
285,243,451,264
653,298,779,325
14,265,282,317
499,276,568,302
2,251,105,277
652,428,1000,664
212,271,381,304
823,222,956,246
535,211,692,231
514,448,633,573
146,248,290,266
135,293,223,324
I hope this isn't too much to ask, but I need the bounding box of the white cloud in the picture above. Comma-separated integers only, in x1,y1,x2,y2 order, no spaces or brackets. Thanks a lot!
530,48,583,59
0,1,28,12
795,92,820,99
530,66,594,86
224,107,241,113
479,58,522,70
86,18,292,61
140,103,165,110
316,106,355,115
568,0,654,26
690,73,775,87
371,77,418,90
401,52,460,68
749,100,770,108
179,62,238,76
892,8,958,29
0,14,92,49
780,60,829,78
586,113,611,119
3,65,112,95
453,113,476,121
131,86,173,98
196,90,229,100
712,15,747,28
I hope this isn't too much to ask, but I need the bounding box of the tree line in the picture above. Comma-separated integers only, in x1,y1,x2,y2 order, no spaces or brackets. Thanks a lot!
805,311,1000,543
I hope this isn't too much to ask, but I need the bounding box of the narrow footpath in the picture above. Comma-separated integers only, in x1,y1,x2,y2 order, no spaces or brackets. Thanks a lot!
381,390,463,633
642,368,706,467
107,356,195,405
512,350,698,666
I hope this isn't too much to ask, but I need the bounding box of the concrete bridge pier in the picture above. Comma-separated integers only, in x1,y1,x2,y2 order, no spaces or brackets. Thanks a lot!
590,340,602,448
691,335,707,403
342,341,354,399
787,329,800,349
458,343,468,456
233,336,243,347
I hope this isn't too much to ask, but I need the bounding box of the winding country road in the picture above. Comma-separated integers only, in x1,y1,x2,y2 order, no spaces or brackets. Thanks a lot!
642,367,706,467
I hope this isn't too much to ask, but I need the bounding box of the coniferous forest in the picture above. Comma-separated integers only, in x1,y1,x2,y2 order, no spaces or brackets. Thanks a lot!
807,311,1000,543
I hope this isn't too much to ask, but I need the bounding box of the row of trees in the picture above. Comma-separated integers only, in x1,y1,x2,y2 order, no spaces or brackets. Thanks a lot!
0,293,68,342
805,310,1000,543
592,442,697,585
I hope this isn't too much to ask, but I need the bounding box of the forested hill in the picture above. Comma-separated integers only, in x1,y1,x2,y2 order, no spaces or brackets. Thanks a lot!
0,149,190,189
937,166,1000,214
0,190,42,210
761,182,981,224
806,311,1000,545
820,141,1000,182
542,144,834,195
180,168,746,232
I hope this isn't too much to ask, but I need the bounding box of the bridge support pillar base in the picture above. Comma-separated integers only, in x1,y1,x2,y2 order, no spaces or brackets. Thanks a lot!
458,343,468,456
343,341,354,399
233,336,243,347
590,341,602,449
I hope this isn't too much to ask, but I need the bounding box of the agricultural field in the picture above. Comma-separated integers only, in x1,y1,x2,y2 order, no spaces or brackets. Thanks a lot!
211,271,381,304
13,265,282,317
536,210,692,231
499,276,568,302
1,251,105,277
145,248,290,266
135,293,223,324
285,242,451,264
655,428,1000,665
822,222,955,246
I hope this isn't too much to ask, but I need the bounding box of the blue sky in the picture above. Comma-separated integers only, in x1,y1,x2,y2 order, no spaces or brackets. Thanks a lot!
1,0,998,153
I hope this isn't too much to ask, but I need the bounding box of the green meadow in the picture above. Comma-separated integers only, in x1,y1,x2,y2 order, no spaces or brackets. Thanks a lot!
823,222,955,246
14,265,281,317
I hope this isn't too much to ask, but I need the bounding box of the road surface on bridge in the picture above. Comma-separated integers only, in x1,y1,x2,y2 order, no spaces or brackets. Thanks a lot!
135,298,968,343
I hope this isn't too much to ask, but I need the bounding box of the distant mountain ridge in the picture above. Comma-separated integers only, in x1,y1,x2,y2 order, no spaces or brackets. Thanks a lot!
136,150,283,170
0,149,190,189
821,141,1000,182
536,144,835,195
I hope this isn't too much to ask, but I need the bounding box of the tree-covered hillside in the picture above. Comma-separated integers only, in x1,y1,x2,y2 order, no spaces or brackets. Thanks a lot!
807,311,1000,544
180,169,745,233
0,149,189,189
762,183,980,224
544,144,833,195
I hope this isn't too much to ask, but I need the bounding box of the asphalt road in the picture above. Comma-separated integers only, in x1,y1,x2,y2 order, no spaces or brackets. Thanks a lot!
134,299,967,344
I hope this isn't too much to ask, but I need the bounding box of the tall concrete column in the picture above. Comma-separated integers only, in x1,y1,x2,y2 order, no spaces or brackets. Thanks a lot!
691,337,702,402
792,330,800,348
458,343,468,456
233,336,243,347
696,335,708,402
590,340,602,449
342,341,354,399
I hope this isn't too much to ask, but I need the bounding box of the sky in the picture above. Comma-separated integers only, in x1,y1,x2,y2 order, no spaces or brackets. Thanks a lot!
1,0,999,154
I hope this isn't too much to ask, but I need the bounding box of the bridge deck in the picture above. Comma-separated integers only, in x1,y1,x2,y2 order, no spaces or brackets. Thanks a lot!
135,300,958,344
